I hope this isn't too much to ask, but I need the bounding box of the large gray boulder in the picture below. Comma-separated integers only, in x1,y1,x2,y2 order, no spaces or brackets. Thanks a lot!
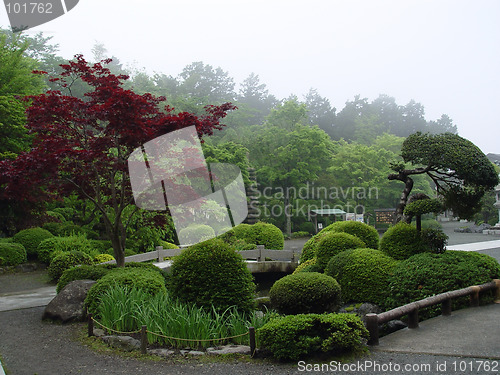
42,279,96,323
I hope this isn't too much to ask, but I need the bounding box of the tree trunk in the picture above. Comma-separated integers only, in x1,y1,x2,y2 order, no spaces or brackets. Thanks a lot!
388,172,414,224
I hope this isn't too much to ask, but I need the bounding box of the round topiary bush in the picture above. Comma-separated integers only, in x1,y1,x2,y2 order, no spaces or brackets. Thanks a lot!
379,222,428,260
85,267,167,315
225,222,285,250
37,234,96,264
94,254,115,264
257,313,368,361
158,240,179,249
47,251,94,282
42,222,65,236
57,264,113,293
178,224,215,245
325,248,398,307
321,221,379,249
269,272,341,315
299,231,329,263
315,232,366,270
168,238,255,313
0,243,27,266
387,251,500,320
12,227,54,257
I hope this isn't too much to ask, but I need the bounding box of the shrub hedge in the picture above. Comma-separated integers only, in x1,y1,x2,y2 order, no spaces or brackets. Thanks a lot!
178,224,215,245
293,258,317,274
168,238,255,313
379,222,428,260
85,267,167,315
321,221,379,249
94,254,115,264
325,248,398,307
57,264,112,293
0,243,27,266
387,251,500,320
37,234,96,264
47,251,94,282
257,313,368,360
315,232,366,270
226,222,284,250
299,231,329,263
12,227,54,257
269,272,341,315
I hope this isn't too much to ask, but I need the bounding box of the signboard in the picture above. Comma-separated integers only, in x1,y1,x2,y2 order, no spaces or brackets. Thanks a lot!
346,213,364,222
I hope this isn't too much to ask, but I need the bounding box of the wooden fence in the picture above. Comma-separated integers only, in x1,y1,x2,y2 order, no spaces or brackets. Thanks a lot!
365,279,500,345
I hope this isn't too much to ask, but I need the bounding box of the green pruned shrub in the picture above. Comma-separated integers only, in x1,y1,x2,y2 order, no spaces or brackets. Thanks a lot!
85,267,167,315
315,232,366,270
0,237,13,243
257,313,368,361
379,222,428,260
57,264,113,293
37,234,96,264
291,231,311,238
0,243,27,266
89,240,113,254
42,222,66,236
178,224,215,245
269,272,341,315
299,231,329,263
94,254,115,264
325,248,398,307
420,227,448,254
293,258,317,274
224,222,284,250
387,251,500,320
158,240,179,249
168,238,255,313
47,251,94,282
12,227,54,257
321,221,379,249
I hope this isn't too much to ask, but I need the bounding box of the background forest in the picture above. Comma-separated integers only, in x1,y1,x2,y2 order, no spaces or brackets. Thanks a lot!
1,29,497,240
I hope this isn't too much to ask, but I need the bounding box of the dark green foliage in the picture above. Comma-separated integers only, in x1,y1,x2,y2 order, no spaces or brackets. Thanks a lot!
420,227,448,254
325,248,398,307
315,232,366,270
168,238,255,313
226,222,284,250
89,239,113,253
291,231,311,238
387,251,500,319
299,231,329,263
37,234,95,264
57,223,99,239
85,267,167,315
257,313,368,360
42,222,65,236
399,132,499,220
47,251,94,282
57,264,112,293
379,222,427,260
321,221,379,249
403,198,443,217
0,243,26,266
269,272,341,315
293,258,317,274
12,227,53,256
178,224,215,244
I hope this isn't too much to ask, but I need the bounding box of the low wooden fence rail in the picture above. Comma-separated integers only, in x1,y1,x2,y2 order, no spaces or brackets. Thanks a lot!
104,244,299,264
365,279,500,345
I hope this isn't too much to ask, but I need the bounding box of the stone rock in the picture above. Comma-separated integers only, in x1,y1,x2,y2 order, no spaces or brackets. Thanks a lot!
206,345,251,355
101,335,140,352
381,319,407,335
148,348,176,358
42,279,96,323
93,328,105,337
339,303,382,322
15,263,37,273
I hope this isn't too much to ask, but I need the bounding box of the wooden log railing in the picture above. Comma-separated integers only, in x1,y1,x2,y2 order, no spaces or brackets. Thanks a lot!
365,279,500,346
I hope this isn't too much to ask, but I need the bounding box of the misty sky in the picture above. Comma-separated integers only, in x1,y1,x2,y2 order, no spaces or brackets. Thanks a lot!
1,0,499,154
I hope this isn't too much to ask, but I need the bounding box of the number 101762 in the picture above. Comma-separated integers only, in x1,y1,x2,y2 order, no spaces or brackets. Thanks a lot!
5,2,53,14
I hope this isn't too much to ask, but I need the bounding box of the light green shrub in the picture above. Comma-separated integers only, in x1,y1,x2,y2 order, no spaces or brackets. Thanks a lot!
299,231,329,263
57,264,113,293
12,227,54,257
269,272,341,315
37,234,96,264
178,224,215,245
47,251,94,282
321,221,379,249
315,232,366,269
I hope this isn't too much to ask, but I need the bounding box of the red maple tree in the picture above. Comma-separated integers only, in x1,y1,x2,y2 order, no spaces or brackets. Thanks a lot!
0,55,235,266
